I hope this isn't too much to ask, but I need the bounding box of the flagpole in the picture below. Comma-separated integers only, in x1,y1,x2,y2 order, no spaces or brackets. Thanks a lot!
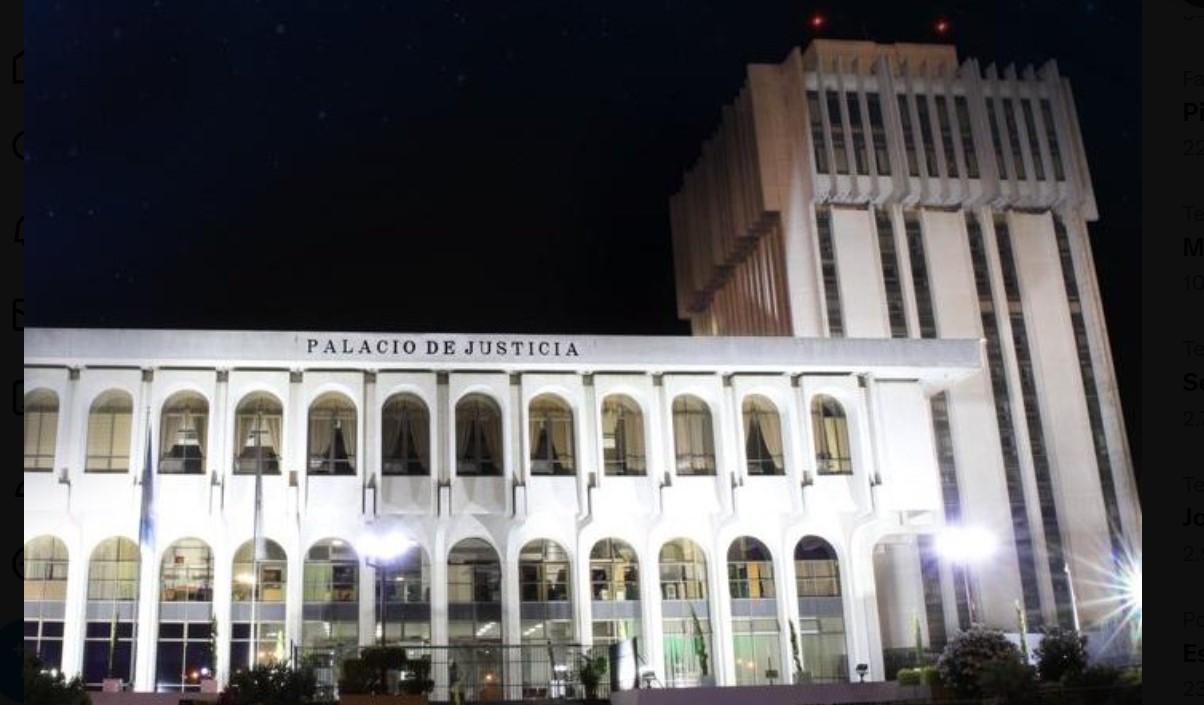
249,411,265,670
132,407,154,690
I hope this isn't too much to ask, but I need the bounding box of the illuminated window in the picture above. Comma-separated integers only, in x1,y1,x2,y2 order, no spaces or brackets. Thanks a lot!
529,395,575,476
234,392,283,476
456,395,503,477
742,396,783,476
159,392,208,475
308,393,357,476
86,390,133,473
382,393,430,476
601,395,646,476
23,389,58,472
671,396,715,476
811,396,852,475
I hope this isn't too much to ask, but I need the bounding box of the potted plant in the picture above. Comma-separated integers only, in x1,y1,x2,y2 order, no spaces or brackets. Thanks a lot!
579,652,609,702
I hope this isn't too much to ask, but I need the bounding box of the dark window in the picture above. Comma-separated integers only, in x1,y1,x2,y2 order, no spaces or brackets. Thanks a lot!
915,97,939,176
826,92,849,175
817,207,843,336
1040,100,1066,181
846,93,868,175
807,91,830,174
954,97,980,178
897,95,921,177
1021,100,1045,180
876,208,908,337
935,96,959,178
866,94,891,175
1001,99,1027,179
905,211,936,338
987,100,1010,180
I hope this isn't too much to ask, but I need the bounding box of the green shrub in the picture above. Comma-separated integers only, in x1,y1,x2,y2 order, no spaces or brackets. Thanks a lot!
227,661,317,705
1067,663,1123,688
338,657,376,695
23,652,90,705
896,667,922,686
936,626,1024,698
978,658,1036,705
919,665,942,687
1034,626,1088,683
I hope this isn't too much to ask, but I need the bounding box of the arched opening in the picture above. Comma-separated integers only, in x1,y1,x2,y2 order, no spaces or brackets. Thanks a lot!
23,536,69,671
519,539,574,696
308,393,357,476
157,539,215,692
230,539,288,673
23,389,58,472
302,538,360,687
873,534,947,679
528,396,575,476
659,538,711,687
234,392,284,475
448,539,503,699
589,539,641,647
728,537,780,685
742,396,784,476
811,396,852,475
83,537,139,687
671,396,716,476
455,395,503,477
381,394,430,476
793,537,848,683
376,544,432,645
159,391,208,475
600,395,645,476
86,390,133,473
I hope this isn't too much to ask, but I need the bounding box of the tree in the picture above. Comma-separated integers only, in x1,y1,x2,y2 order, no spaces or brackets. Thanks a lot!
1033,626,1088,683
23,652,90,705
936,626,1024,698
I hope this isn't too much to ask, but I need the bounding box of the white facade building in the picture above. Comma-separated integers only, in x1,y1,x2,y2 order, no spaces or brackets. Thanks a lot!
670,38,1141,658
25,329,983,695
23,39,1141,698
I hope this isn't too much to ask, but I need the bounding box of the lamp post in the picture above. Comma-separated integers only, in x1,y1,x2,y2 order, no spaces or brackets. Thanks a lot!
935,526,996,627
360,531,416,647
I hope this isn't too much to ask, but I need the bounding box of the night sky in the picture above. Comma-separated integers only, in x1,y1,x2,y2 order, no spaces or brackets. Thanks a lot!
26,1,1139,457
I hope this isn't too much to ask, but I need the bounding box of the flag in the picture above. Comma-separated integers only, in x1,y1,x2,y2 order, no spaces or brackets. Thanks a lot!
138,414,155,551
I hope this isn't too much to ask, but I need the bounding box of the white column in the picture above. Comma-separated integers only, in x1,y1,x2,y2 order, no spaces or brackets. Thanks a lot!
775,540,798,684
212,544,233,686
709,541,734,686
846,537,884,682
285,547,304,674
59,538,89,679
503,548,522,700
287,372,306,514
429,535,450,702
363,373,378,513
358,562,376,649
574,537,593,652
211,372,229,483
638,549,665,686
133,544,159,691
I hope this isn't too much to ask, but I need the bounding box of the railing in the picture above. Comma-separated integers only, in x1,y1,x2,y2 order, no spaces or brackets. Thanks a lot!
298,642,609,702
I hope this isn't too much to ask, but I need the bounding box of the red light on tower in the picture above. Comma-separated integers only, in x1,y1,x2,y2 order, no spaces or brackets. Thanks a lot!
810,13,827,31
934,18,951,35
